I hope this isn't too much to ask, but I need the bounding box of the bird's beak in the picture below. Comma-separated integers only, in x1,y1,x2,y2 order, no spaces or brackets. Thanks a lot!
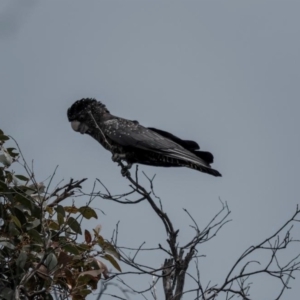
71,121,89,134
71,120,81,132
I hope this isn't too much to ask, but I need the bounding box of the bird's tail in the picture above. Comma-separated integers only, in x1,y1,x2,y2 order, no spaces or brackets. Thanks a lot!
193,151,214,164
165,148,222,177
187,162,222,177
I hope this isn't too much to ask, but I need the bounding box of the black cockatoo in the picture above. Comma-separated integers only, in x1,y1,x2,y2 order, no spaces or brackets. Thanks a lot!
67,98,221,177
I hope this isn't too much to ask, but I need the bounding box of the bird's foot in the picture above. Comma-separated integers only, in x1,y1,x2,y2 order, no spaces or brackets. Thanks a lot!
111,153,126,162
111,152,132,176
120,162,132,177
121,167,131,177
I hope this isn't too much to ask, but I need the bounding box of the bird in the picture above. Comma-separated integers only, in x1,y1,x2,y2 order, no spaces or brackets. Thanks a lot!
67,98,221,177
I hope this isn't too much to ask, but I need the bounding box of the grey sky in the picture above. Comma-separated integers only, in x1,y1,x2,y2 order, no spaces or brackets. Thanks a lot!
1,1,300,299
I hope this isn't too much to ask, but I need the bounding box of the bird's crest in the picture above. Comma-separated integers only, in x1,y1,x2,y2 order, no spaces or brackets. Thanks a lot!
67,98,110,121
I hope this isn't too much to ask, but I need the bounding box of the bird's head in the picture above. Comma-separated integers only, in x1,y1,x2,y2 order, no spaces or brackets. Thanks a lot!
67,98,109,134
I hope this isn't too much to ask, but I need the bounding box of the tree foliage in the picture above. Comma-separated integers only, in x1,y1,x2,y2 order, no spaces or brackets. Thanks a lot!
0,130,120,300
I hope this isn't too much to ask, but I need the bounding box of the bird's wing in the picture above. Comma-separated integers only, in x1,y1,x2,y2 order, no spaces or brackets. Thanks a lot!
148,128,214,164
148,127,200,150
103,119,210,168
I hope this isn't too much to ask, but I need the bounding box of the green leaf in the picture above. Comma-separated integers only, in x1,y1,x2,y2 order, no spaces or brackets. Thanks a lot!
30,203,42,219
72,295,85,300
79,206,97,219
8,221,19,236
77,273,94,285
56,205,65,217
57,213,64,226
64,206,78,214
0,239,15,250
28,229,43,243
0,134,9,141
97,237,120,259
97,235,105,247
45,253,58,272
26,219,40,230
102,242,120,260
6,148,18,158
0,287,14,300
67,217,82,234
78,270,103,282
58,236,68,244
48,220,60,230
16,251,27,269
103,254,121,272
79,289,92,297
15,175,29,181
77,243,90,251
14,206,27,226
0,180,10,193
63,244,79,255
15,193,34,211
11,215,21,229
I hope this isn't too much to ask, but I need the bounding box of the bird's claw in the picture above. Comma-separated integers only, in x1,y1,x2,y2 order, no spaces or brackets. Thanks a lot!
112,153,120,162
112,153,126,162
111,152,132,176
120,162,132,177
121,167,131,177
